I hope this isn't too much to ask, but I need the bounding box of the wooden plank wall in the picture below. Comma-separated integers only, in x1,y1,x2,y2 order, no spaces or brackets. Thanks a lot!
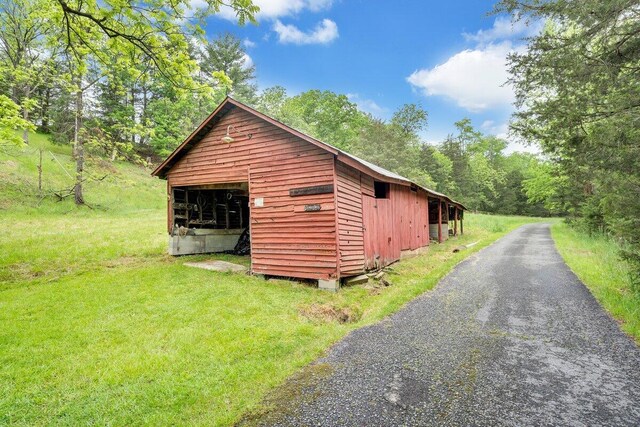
336,161,431,273
362,184,430,270
166,107,338,280
335,163,365,275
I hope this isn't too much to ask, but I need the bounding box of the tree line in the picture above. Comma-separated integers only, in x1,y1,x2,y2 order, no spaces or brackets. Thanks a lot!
0,0,553,219
498,0,640,290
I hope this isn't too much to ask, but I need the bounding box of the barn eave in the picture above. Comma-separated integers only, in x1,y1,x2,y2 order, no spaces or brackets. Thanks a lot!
152,96,466,210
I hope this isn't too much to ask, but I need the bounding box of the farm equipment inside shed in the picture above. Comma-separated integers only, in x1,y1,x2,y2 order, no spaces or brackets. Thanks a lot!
169,184,250,255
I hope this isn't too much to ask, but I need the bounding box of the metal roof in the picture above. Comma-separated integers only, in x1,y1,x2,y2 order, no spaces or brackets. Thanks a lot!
332,146,465,207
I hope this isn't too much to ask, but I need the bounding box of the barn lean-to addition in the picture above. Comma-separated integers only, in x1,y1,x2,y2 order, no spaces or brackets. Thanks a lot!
152,97,465,290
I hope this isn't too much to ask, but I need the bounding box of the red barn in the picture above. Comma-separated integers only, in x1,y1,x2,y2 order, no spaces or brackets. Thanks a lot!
152,97,465,290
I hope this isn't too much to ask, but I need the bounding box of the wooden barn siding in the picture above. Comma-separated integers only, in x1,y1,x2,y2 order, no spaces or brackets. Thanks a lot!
335,162,431,273
166,107,338,280
335,162,365,275
362,185,430,270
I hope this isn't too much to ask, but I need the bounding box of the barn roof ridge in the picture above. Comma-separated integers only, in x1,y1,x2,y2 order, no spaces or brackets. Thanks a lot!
152,96,466,209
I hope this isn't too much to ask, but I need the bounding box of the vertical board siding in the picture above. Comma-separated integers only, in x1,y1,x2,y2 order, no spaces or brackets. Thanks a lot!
166,107,338,280
336,162,365,275
362,184,430,270
336,162,431,274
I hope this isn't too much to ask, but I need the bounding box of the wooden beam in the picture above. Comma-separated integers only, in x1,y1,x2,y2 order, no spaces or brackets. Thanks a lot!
289,184,334,197
225,201,230,229
438,199,442,243
454,206,458,236
446,202,450,239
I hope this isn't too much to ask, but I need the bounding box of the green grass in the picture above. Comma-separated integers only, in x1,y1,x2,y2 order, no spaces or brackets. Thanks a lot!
0,132,546,425
0,131,164,214
551,222,640,343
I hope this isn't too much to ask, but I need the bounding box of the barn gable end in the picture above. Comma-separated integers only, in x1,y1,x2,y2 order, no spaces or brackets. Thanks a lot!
164,105,339,280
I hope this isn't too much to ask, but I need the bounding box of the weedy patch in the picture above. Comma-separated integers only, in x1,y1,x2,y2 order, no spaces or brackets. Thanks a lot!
299,303,361,324
365,274,395,295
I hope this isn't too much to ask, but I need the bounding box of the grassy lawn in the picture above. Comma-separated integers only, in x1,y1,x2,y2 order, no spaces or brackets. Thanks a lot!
1,133,546,425
552,223,640,343
0,211,542,425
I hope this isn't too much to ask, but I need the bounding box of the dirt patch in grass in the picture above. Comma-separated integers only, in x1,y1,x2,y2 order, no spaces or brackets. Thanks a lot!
0,198,13,210
102,256,147,269
1,263,44,285
299,303,361,324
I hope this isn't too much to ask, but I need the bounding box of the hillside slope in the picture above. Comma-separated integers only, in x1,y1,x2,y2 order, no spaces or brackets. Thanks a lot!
0,132,164,214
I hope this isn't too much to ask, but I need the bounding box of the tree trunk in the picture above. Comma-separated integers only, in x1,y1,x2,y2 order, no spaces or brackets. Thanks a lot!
141,84,148,145
20,82,33,144
41,86,50,132
22,106,29,144
74,76,84,205
131,86,136,146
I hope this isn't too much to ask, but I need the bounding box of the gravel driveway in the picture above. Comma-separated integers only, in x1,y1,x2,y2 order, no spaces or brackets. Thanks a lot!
249,223,640,426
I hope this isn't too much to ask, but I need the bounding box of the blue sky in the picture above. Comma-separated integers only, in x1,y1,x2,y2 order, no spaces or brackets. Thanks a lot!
198,0,540,152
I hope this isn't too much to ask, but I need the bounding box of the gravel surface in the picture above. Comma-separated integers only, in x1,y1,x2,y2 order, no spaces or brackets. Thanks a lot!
250,223,640,426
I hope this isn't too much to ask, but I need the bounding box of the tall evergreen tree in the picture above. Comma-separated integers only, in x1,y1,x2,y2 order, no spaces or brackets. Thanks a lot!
201,33,257,103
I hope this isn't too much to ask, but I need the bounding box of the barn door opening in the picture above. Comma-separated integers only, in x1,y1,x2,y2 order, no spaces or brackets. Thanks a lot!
169,183,250,255
428,198,445,241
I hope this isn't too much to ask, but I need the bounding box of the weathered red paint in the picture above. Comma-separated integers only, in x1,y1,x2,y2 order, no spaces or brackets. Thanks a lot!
153,97,465,281
361,183,430,269
165,107,337,280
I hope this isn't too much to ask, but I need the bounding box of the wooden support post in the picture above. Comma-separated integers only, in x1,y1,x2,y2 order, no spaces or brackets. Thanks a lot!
446,202,449,237
438,199,442,243
460,212,464,235
168,184,172,233
185,190,190,229
454,206,458,236
225,201,230,229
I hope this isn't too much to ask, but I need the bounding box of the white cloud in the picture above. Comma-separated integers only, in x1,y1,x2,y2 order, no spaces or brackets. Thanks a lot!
346,93,388,117
407,42,517,112
243,38,256,48
462,16,541,44
273,19,338,45
407,16,545,151
241,53,254,70
406,16,544,113
187,0,208,12
306,0,334,11
213,0,334,21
